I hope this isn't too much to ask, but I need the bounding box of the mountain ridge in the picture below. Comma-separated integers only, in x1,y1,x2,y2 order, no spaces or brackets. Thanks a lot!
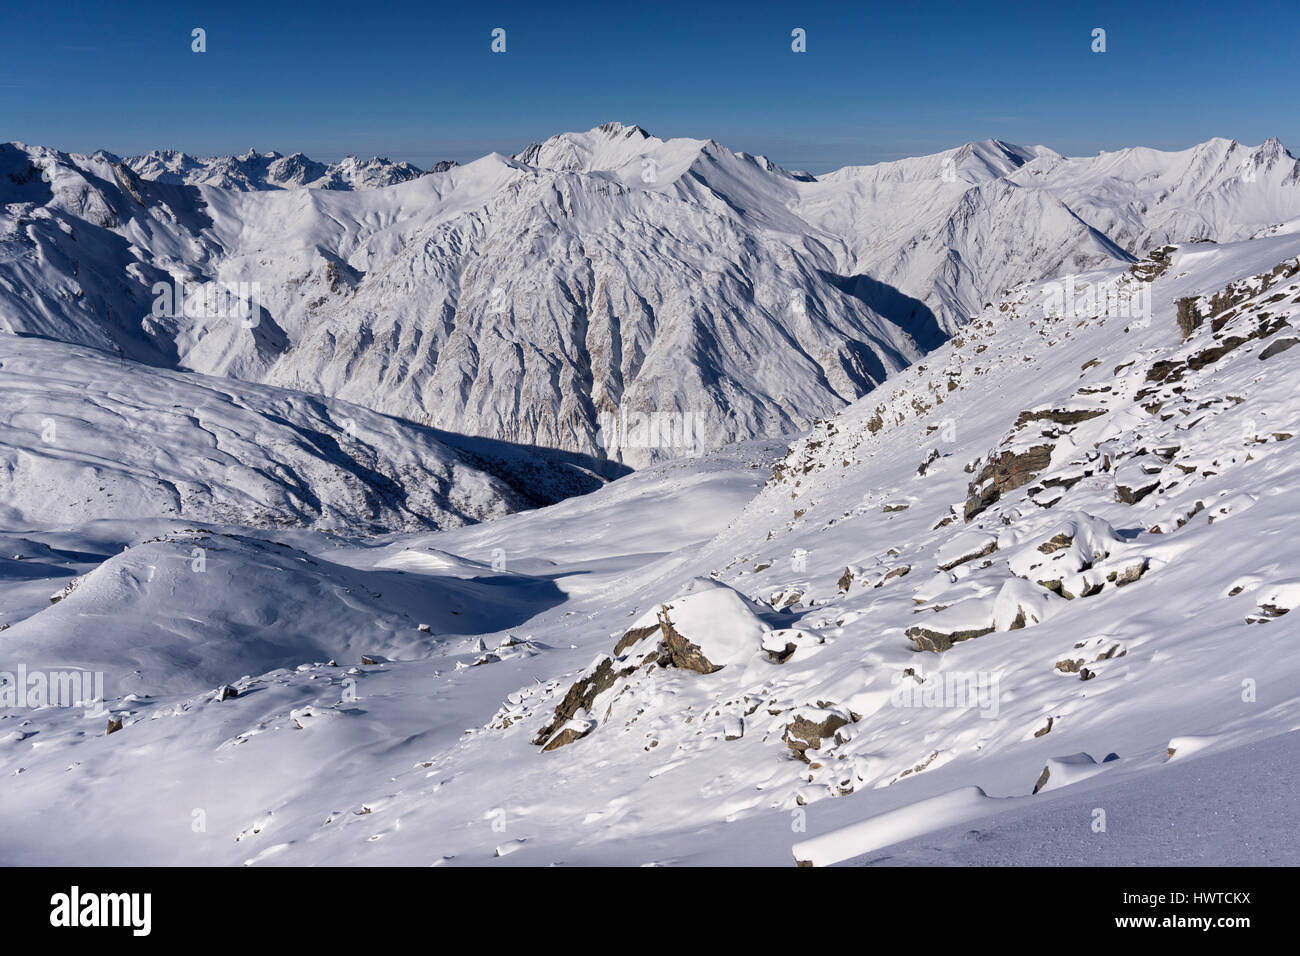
3,125,1299,469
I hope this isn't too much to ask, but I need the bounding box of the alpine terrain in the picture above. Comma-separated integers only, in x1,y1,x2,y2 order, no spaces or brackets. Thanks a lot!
2,125,1299,866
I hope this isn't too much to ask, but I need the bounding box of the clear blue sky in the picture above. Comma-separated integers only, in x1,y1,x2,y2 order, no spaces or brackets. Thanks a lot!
2,0,1295,173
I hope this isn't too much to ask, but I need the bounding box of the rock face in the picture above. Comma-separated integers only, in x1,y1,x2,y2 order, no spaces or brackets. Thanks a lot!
534,580,768,750
533,656,638,749
965,444,1055,520
657,607,723,674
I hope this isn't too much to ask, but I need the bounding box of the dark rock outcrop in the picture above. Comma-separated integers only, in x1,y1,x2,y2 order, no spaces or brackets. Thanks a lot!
965,444,1055,520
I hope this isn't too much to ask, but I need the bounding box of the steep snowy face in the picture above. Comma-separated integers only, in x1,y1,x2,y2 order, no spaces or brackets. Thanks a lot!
0,335,533,533
1,138,938,468
3,127,1298,468
1007,137,1300,252
243,157,937,468
795,137,1300,330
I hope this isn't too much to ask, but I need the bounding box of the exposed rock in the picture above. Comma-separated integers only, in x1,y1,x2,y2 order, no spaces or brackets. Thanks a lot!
965,443,1055,520
1116,475,1159,504
906,622,996,653
1109,558,1149,586
877,565,911,586
613,623,661,656
49,579,81,604
783,709,850,760
1129,244,1177,282
1037,532,1074,554
1013,407,1108,429
542,722,594,752
1259,336,1300,360
1175,296,1203,340
658,606,722,674
916,448,941,476
936,534,999,571
1032,765,1051,794
534,656,636,748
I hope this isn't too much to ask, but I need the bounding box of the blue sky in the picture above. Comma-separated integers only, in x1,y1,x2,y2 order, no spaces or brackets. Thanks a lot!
2,0,1295,173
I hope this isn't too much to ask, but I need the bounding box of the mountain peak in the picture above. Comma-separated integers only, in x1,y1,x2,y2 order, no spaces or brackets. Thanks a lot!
595,121,651,139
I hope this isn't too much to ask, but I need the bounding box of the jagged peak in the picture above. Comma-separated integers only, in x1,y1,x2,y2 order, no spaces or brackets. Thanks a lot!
594,121,652,140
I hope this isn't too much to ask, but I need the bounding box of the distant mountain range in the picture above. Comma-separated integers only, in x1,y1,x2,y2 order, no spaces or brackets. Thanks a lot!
3,124,1297,467
120,148,453,191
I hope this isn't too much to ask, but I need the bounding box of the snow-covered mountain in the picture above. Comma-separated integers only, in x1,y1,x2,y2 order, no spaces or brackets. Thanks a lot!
4,231,1300,865
120,148,435,191
0,334,540,533
5,125,1296,468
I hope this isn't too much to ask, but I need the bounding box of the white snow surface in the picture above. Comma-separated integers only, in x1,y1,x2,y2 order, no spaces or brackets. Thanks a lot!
4,222,1300,864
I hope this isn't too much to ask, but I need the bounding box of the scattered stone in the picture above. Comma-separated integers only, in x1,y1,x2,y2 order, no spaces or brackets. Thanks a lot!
783,709,851,761
877,565,911,586
906,621,996,653
1032,765,1051,794
1259,336,1300,360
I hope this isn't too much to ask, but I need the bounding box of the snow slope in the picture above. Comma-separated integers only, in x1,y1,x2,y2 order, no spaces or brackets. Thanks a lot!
0,335,530,533
4,232,1300,866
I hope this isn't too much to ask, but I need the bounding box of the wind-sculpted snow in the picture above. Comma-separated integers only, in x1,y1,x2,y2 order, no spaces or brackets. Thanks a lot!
5,125,1297,467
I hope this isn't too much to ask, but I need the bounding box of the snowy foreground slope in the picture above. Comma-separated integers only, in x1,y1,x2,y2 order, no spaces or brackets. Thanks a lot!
3,231,1299,865
3,127,1297,466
